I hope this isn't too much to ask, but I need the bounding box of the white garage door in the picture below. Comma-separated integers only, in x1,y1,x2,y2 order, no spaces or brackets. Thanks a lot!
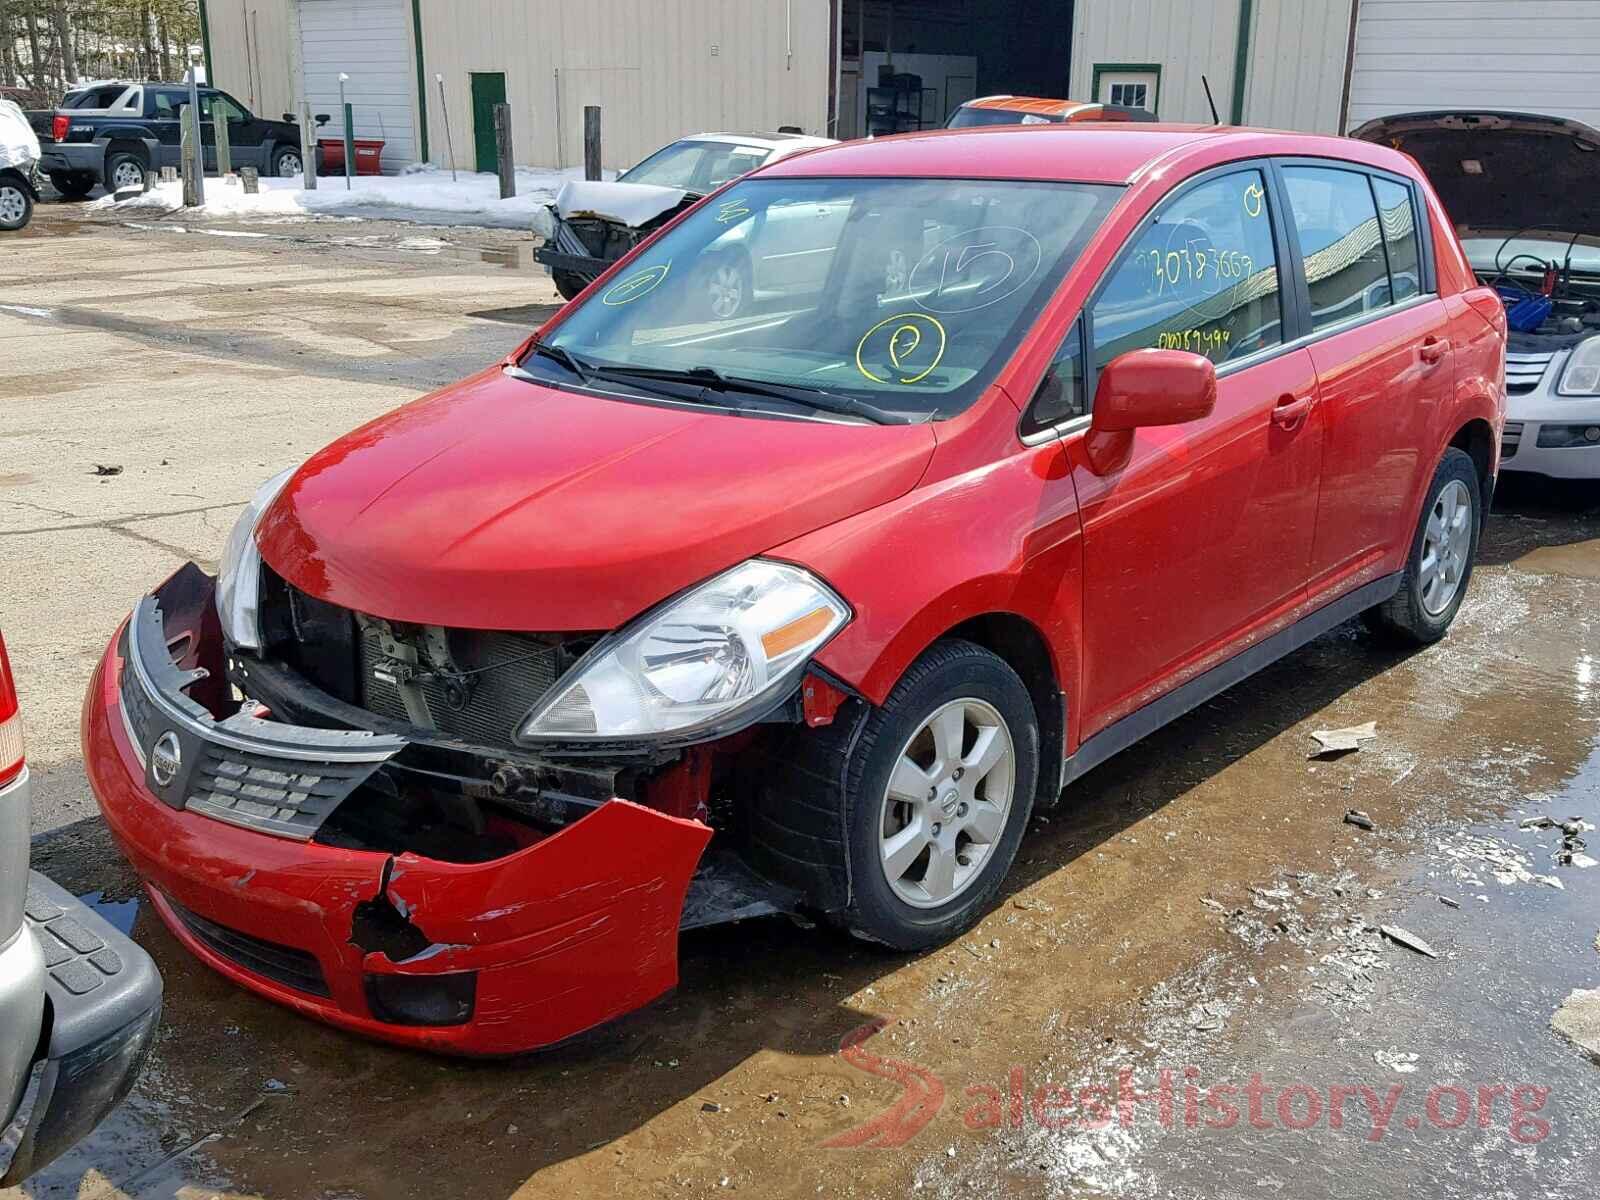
1347,0,1600,131
299,0,417,172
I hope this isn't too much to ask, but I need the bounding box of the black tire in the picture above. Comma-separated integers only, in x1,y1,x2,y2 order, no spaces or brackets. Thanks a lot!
552,270,589,302
104,150,148,192
835,640,1040,950
0,178,33,231
1363,447,1481,645
697,249,752,320
271,145,305,179
48,171,95,199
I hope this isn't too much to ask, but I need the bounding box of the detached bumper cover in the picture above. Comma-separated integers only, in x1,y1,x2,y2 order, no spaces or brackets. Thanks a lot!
1,873,161,1188
85,581,714,1056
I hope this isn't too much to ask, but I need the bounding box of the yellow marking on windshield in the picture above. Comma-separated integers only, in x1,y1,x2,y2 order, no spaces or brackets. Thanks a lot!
602,262,671,305
856,313,947,385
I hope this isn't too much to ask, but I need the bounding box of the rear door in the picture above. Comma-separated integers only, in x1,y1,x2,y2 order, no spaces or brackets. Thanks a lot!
213,92,271,171
1068,165,1323,737
1277,163,1452,600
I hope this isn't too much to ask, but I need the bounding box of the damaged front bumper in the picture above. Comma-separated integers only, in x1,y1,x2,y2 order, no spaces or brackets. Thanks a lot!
84,572,723,1056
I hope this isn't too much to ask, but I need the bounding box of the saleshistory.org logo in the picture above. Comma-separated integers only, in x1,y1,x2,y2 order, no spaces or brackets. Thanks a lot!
822,1021,1554,1148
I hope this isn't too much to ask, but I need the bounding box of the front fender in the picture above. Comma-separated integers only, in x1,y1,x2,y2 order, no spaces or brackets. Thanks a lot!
774,439,1083,720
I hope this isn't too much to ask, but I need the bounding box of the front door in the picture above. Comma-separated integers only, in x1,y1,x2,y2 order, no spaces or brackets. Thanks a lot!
1069,166,1323,737
1277,165,1454,599
470,72,507,175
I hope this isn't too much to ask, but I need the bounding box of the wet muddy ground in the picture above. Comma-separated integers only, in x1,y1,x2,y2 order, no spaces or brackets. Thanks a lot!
5,203,1600,1199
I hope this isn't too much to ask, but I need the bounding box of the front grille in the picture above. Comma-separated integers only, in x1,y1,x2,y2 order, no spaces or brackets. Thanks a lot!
1502,420,1524,460
1506,351,1555,394
357,623,561,747
167,896,330,997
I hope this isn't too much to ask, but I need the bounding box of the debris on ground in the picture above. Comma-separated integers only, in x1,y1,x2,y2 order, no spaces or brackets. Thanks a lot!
1521,815,1597,869
701,1102,723,1114
1372,1050,1421,1073
1438,895,1461,909
1344,809,1376,831
1308,721,1378,759
1438,830,1566,891
1551,988,1600,1063
91,463,123,476
1379,925,1438,958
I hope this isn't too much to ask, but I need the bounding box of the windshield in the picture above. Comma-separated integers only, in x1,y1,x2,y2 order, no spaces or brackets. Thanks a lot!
534,176,1121,422
1463,232,1600,279
945,106,1061,128
618,140,772,192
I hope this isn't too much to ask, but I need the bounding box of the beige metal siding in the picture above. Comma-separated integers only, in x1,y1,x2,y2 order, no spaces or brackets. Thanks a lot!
206,0,299,123
1348,0,1600,130
1243,0,1354,133
423,0,830,171
1070,0,1351,132
1071,0,1243,122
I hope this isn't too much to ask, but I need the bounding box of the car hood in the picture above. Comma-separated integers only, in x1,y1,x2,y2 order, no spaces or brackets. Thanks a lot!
550,178,693,229
255,367,936,632
1349,110,1600,234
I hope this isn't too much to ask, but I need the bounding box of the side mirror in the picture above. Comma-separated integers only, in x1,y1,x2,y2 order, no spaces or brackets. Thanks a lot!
282,112,295,123
1084,349,1217,475
314,113,331,127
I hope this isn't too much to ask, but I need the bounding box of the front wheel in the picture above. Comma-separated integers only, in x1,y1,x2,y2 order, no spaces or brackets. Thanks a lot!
272,146,304,178
1364,447,1481,644
839,640,1039,950
699,251,751,320
552,270,588,302
0,178,32,230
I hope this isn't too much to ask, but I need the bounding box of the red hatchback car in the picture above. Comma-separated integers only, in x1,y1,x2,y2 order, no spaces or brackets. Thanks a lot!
85,124,1505,1055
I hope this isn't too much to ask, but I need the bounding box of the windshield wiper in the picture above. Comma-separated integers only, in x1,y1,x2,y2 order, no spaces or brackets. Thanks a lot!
594,364,900,425
522,340,594,382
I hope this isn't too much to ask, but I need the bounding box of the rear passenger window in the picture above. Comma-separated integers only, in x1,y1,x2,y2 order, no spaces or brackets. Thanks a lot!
1090,169,1283,370
1372,177,1422,302
1282,166,1391,330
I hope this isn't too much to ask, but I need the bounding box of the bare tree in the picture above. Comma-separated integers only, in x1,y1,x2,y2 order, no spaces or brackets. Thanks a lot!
51,3,77,85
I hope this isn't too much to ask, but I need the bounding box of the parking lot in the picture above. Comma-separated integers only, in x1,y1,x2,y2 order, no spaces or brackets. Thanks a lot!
6,201,1600,1199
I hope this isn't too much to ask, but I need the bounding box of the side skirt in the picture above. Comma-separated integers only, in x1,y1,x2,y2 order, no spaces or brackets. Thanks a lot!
1061,572,1403,787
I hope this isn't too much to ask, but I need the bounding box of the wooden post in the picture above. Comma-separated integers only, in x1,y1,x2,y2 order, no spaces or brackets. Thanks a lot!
436,75,457,182
215,109,232,176
180,115,201,206
185,66,206,206
583,105,601,181
300,103,318,190
493,102,515,199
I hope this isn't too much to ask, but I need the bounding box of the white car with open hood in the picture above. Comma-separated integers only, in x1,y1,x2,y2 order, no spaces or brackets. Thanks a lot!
534,131,834,307
1353,110,1600,482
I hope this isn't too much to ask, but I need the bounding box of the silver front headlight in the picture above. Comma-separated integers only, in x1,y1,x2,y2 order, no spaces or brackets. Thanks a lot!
215,467,295,651
1558,336,1600,395
518,560,851,743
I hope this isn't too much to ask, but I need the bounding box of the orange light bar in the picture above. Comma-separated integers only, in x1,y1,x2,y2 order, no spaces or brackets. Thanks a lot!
761,607,834,659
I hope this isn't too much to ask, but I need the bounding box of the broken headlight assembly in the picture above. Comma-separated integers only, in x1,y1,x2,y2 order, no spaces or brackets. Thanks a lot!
518,559,850,743
1558,337,1600,396
215,466,295,651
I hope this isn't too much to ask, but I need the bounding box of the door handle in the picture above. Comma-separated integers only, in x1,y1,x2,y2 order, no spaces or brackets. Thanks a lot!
1271,393,1312,430
1420,336,1450,365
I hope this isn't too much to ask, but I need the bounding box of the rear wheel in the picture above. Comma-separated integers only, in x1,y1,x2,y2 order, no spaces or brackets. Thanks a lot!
48,171,95,199
0,179,32,230
1364,447,1481,644
700,251,751,320
838,640,1039,949
552,270,588,302
105,151,148,192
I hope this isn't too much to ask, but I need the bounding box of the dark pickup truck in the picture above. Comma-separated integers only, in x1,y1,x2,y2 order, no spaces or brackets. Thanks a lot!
28,81,319,197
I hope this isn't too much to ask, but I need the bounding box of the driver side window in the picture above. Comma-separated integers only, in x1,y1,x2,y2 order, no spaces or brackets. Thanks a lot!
1090,169,1283,371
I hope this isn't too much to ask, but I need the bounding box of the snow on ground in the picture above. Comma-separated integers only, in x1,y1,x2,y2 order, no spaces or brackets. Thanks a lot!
88,165,615,235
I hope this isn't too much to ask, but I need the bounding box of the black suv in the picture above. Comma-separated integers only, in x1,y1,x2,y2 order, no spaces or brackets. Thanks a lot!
31,81,318,196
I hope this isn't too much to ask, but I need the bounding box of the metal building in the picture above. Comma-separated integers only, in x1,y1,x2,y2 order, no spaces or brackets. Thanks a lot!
197,1,1596,176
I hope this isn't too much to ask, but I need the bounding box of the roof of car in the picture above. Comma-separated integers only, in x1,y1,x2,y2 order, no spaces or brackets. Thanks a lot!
759,123,1234,184
757,123,1416,186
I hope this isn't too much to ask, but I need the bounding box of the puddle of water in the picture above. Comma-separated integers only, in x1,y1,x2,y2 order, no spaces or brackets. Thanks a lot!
74,890,140,936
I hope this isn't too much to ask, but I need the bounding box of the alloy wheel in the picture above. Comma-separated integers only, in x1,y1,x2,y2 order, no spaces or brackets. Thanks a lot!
0,186,25,225
878,698,1016,908
1420,478,1472,616
279,152,303,178
112,160,144,189
708,264,744,318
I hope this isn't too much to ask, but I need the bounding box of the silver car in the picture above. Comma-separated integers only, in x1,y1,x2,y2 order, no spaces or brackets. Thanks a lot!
1,630,160,1185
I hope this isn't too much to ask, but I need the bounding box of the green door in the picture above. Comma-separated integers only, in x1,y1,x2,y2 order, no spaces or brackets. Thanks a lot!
470,72,508,174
